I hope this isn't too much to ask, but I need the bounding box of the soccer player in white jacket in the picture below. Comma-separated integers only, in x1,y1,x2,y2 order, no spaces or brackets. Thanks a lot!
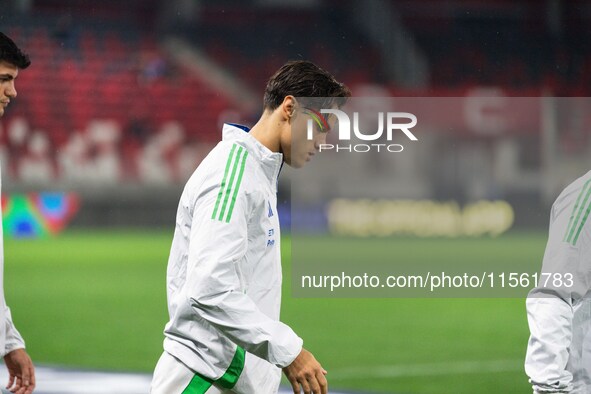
525,170,591,393
0,32,36,394
151,61,350,394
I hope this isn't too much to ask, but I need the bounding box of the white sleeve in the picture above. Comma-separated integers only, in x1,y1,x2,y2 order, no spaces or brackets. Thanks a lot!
0,173,25,356
183,182,302,368
525,296,574,393
525,197,586,393
3,305,25,356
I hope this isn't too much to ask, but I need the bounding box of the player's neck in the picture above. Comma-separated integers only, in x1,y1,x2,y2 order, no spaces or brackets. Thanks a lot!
249,110,284,153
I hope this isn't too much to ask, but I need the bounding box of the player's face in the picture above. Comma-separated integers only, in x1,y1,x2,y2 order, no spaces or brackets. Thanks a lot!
284,105,336,168
0,61,19,118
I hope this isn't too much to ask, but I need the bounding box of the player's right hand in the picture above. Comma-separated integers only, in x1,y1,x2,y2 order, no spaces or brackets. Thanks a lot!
282,348,328,394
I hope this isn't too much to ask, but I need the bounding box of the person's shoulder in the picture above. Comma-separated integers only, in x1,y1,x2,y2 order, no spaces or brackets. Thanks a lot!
195,141,236,169
187,140,255,194
557,170,591,202
204,140,254,176
551,170,591,223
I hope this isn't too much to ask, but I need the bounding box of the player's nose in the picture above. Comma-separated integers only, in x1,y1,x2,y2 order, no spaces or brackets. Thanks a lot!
315,133,327,149
6,81,17,98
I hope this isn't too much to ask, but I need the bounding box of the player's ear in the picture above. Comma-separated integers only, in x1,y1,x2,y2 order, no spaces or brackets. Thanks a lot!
281,96,296,122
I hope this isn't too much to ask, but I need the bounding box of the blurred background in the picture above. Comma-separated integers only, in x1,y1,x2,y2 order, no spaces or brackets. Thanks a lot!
0,0,589,393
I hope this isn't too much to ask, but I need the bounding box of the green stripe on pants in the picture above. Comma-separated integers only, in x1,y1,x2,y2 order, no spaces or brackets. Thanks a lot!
181,373,213,394
181,347,245,393
218,347,246,389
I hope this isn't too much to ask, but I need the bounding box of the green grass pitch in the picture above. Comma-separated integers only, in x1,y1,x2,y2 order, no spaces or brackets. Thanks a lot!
3,230,543,393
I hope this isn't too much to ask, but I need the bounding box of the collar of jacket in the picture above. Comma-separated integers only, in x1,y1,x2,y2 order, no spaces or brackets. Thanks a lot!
222,123,283,184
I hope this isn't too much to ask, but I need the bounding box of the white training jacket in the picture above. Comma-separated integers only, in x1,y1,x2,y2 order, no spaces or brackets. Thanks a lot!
162,124,303,383
0,170,27,356
525,170,591,394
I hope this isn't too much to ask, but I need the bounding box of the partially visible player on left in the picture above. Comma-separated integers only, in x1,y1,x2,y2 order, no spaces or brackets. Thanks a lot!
0,32,36,394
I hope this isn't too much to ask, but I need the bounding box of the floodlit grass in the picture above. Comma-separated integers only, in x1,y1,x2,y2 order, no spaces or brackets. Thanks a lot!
4,230,542,393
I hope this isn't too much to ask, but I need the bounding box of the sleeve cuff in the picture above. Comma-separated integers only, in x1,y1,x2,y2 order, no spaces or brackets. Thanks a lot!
275,336,303,368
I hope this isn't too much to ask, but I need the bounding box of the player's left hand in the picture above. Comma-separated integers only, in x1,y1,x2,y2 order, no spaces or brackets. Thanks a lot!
283,348,328,394
3,348,35,394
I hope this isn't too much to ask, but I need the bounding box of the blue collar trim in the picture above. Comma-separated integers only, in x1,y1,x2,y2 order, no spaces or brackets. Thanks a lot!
227,123,250,132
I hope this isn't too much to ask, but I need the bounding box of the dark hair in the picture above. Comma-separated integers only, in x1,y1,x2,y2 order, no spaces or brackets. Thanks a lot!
0,32,31,69
263,60,350,111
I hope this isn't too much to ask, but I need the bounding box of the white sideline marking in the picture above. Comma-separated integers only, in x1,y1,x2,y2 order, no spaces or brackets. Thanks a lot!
0,366,152,394
0,360,523,393
329,359,523,380
0,365,354,394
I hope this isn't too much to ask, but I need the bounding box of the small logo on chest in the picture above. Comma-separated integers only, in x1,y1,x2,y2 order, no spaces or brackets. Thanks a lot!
268,201,274,217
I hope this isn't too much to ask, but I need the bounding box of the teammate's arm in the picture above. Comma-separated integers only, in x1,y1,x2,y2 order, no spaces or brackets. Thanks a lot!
3,348,35,394
525,199,584,393
2,306,35,394
525,294,574,393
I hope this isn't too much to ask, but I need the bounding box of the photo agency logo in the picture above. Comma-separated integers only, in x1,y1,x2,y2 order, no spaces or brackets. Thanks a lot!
305,108,418,153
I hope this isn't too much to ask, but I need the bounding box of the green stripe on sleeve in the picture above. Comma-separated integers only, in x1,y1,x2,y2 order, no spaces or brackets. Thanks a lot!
212,144,237,220
572,197,591,245
218,146,244,221
181,373,213,394
565,179,591,244
225,151,248,223
217,347,246,389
